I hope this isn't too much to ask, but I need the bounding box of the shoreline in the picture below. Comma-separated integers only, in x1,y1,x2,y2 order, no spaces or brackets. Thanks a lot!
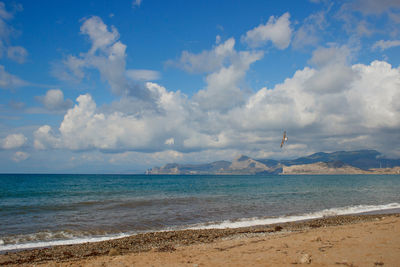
1,213,399,266
2,204,400,253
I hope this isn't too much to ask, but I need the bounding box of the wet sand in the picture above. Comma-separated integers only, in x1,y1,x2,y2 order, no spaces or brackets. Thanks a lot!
1,213,399,266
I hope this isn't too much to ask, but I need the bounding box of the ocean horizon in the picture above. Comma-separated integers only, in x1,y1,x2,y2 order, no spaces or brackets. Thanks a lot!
1,173,400,252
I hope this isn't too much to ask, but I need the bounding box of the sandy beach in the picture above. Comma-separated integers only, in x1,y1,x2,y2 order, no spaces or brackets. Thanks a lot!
1,213,399,266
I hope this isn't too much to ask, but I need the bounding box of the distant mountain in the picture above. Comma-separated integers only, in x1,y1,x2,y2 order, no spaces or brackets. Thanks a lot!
146,150,400,175
147,160,231,174
256,150,400,170
282,161,369,175
147,155,281,175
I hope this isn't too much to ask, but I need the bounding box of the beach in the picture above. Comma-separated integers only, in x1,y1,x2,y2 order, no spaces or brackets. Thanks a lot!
2,174,400,255
1,213,399,266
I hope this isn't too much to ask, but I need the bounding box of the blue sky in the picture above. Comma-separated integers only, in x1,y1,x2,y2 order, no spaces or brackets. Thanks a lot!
0,0,400,173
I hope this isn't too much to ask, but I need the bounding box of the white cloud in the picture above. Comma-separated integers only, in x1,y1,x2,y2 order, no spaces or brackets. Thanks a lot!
0,2,27,63
0,2,13,20
53,16,151,100
171,37,263,111
35,60,400,158
215,35,221,44
126,69,160,81
36,12,400,161
132,0,142,8
337,0,400,38
309,45,352,67
305,45,357,95
348,61,400,129
80,16,119,54
293,11,327,49
0,65,29,89
12,151,29,162
34,84,191,152
194,49,263,111
37,89,73,111
242,12,292,49
349,0,400,16
53,55,86,82
1,133,27,149
34,125,59,150
372,40,400,51
171,37,236,73
304,63,357,94
7,46,27,63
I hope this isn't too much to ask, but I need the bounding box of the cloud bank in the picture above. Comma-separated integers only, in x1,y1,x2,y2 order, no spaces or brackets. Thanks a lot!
34,11,400,163
36,58,400,157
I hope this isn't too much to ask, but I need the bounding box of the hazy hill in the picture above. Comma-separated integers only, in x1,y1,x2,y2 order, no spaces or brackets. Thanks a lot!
146,150,400,175
277,150,400,170
282,161,369,175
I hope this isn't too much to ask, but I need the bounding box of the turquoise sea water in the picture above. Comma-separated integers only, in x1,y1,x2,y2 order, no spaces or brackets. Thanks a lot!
1,174,400,251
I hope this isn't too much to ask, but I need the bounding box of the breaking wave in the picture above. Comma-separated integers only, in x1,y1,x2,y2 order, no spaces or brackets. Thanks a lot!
187,202,400,229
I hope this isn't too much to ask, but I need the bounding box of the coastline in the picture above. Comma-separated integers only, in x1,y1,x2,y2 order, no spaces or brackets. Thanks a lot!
1,213,399,266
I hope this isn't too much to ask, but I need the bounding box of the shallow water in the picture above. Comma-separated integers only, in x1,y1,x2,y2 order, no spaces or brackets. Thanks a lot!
1,174,399,251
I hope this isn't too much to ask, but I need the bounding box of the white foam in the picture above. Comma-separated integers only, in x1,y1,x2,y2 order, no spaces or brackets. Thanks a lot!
187,202,400,230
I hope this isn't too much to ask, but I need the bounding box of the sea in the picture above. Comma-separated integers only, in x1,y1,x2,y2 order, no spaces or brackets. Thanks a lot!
1,173,400,252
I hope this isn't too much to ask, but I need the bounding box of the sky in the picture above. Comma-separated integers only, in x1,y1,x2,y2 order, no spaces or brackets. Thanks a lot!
0,0,400,173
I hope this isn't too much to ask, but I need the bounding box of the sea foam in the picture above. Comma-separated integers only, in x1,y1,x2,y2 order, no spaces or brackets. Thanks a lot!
187,202,400,229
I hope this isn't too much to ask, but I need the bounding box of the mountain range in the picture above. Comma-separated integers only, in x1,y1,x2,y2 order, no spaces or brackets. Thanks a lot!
146,150,400,175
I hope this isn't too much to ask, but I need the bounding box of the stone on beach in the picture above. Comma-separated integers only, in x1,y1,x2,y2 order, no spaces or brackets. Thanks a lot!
108,248,120,256
299,253,312,264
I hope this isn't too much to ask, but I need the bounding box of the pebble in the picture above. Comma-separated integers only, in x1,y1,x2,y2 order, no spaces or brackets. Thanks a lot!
299,253,312,264
108,248,120,256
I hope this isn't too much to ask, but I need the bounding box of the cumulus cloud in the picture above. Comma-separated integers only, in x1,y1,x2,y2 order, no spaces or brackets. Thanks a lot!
242,12,292,49
37,89,73,111
34,83,192,152
12,151,29,162
309,45,352,67
1,133,27,149
53,16,150,99
305,45,357,95
37,12,400,160
304,64,356,95
35,60,400,158
193,49,263,111
0,65,29,89
372,40,400,51
171,37,263,111
34,125,59,150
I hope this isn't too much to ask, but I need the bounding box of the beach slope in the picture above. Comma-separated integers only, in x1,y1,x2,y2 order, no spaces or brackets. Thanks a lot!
1,214,399,266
